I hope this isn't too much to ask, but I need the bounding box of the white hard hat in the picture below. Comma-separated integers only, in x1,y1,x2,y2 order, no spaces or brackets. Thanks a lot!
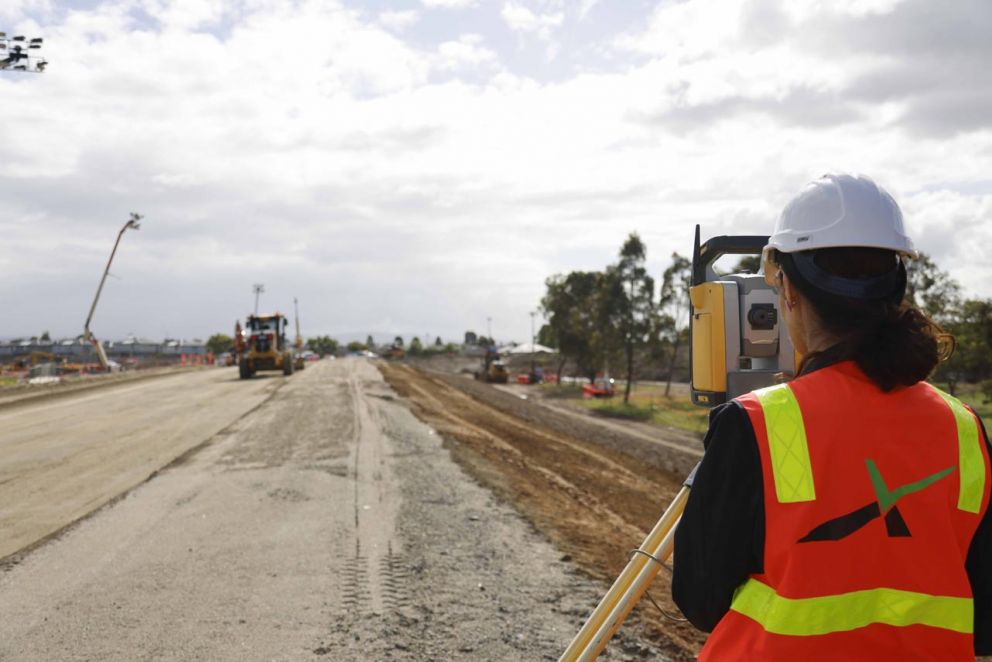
766,173,917,257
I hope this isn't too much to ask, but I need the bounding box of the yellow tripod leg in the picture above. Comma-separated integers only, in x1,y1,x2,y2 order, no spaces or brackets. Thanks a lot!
559,465,696,662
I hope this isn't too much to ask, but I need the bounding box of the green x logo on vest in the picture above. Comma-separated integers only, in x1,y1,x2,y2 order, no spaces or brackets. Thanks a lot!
799,460,955,543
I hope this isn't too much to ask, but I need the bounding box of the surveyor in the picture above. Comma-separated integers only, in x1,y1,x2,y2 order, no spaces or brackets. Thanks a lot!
672,173,992,660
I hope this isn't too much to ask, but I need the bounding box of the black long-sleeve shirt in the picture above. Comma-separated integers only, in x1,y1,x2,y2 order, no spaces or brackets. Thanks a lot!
672,387,992,654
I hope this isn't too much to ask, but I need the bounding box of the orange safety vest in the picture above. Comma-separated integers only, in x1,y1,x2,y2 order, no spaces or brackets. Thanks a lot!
699,361,990,661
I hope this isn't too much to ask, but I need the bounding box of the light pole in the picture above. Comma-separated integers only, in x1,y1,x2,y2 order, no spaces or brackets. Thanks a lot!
253,283,265,315
83,213,142,371
0,33,47,73
486,316,492,345
530,310,537,376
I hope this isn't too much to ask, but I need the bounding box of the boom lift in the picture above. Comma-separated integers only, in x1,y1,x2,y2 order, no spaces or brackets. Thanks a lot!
293,298,306,372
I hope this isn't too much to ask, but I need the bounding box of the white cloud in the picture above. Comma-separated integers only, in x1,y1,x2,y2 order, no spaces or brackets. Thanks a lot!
1,0,991,344
616,0,768,59
420,0,477,8
435,34,498,71
378,9,420,32
781,0,906,21
577,0,599,20
138,0,226,31
902,188,992,297
501,2,564,41
0,0,55,23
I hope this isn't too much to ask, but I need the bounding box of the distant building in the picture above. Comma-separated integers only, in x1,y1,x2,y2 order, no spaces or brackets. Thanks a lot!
0,336,207,365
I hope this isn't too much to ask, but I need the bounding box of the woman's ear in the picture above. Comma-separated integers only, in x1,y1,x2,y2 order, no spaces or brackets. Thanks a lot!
781,273,799,312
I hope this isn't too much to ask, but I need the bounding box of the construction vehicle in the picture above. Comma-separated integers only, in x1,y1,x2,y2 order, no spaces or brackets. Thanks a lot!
581,375,615,398
292,297,306,372
560,227,788,661
83,213,142,372
10,351,56,370
383,337,405,360
474,347,508,384
235,314,294,379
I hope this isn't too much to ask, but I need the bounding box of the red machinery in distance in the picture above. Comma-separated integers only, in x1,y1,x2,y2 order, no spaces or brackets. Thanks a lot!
581,374,615,399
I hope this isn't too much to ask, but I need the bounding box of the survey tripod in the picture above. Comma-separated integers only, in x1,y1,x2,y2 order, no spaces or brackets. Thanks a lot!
557,465,697,662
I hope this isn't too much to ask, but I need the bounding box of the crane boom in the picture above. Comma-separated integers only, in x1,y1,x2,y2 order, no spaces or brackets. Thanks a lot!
293,298,303,351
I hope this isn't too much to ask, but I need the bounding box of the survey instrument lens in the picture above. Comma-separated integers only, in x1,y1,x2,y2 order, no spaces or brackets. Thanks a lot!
747,303,777,330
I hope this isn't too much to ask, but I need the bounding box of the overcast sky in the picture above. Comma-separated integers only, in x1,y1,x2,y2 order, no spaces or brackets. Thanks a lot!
2,0,990,344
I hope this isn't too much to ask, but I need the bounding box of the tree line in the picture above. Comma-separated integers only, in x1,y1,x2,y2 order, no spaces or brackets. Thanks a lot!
206,332,465,358
905,256,992,398
539,233,692,403
539,233,992,404
322,335,461,357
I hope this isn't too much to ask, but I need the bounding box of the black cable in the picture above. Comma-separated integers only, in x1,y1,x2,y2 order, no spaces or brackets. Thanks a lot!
627,549,688,623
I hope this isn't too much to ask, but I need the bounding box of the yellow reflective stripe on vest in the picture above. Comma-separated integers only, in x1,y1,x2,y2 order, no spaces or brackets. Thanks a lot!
731,578,973,636
928,385,986,514
755,384,816,503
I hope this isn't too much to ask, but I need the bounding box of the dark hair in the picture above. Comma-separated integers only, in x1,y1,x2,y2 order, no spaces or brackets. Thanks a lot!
773,247,951,391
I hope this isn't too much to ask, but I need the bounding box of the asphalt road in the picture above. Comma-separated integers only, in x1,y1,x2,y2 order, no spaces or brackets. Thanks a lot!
0,358,669,661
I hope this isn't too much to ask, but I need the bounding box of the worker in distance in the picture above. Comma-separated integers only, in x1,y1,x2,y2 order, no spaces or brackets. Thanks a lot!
672,173,992,660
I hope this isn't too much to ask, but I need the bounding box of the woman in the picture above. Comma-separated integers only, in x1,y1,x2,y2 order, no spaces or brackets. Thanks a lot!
672,173,992,660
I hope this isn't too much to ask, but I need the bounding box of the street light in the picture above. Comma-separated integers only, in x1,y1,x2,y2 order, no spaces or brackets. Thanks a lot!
0,33,47,73
530,310,537,377
253,283,265,315
487,316,492,345
83,213,143,371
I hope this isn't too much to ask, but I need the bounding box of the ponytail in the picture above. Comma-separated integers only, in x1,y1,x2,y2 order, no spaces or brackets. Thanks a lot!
853,303,945,391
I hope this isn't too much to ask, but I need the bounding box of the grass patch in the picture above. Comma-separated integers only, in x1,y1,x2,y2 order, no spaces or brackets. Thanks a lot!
585,400,655,421
538,383,585,399
579,388,710,437
946,382,992,431
646,397,711,436
0,376,19,387
576,380,992,439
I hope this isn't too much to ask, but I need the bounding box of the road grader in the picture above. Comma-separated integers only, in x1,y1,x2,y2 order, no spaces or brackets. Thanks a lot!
235,314,294,379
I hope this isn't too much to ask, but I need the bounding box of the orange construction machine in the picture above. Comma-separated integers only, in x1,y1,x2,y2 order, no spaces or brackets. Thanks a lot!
235,314,294,379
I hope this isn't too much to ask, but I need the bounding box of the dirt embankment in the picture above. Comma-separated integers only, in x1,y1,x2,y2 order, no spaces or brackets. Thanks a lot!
379,363,705,659
440,373,703,478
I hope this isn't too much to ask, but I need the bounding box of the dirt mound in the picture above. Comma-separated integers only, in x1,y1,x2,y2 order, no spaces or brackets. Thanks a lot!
379,363,705,659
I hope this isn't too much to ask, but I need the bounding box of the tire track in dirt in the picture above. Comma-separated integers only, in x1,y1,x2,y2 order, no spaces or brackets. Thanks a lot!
345,361,404,616
379,363,704,658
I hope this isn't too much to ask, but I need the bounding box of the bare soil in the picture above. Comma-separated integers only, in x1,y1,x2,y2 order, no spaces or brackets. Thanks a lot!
379,363,706,659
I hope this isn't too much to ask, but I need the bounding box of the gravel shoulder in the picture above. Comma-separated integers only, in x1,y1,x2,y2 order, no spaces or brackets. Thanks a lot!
380,363,704,659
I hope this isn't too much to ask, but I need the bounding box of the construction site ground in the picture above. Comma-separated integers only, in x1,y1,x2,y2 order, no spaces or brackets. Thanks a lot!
0,358,699,660
381,364,705,659
0,364,200,411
